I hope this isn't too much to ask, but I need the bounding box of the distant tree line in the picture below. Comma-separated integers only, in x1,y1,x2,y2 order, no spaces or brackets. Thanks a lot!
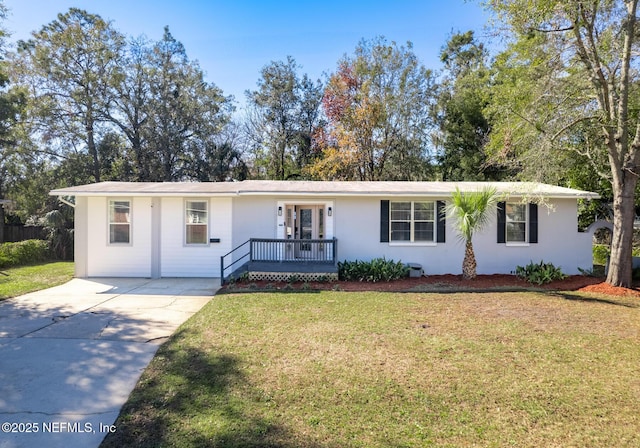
1,2,639,286
0,7,514,220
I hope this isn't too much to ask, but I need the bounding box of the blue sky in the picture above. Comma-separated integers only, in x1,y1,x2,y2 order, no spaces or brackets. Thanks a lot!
3,1,492,109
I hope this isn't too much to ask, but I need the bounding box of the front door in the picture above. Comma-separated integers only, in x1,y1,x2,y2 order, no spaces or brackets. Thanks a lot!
286,205,324,259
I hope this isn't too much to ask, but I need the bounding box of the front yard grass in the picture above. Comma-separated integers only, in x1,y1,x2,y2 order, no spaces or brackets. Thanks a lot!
0,261,74,300
102,290,640,448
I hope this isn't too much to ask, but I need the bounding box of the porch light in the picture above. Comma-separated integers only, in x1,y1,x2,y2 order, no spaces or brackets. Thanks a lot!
278,206,282,216
328,207,332,216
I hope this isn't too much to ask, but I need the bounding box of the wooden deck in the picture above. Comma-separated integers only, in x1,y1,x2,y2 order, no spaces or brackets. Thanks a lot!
221,238,339,283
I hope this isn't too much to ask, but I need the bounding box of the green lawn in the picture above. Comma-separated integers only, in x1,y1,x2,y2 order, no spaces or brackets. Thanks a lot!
101,290,640,448
0,261,74,300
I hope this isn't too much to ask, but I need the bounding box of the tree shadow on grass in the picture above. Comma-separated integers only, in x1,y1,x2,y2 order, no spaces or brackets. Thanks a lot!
547,291,639,308
100,328,322,448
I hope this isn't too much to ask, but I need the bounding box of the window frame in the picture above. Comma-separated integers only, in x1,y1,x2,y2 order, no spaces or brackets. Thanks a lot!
389,200,436,245
505,202,528,245
185,199,209,246
108,198,132,246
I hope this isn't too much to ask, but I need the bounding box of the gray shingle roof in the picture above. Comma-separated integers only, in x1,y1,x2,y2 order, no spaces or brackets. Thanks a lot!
49,180,600,199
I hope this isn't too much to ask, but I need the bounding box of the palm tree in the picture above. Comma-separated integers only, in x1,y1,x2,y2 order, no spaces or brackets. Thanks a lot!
446,187,500,280
43,209,74,261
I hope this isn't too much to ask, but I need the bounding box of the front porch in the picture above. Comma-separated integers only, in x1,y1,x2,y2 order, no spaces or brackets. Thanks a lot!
221,238,338,283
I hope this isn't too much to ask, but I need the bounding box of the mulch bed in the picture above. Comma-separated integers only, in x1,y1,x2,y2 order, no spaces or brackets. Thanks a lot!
221,274,640,297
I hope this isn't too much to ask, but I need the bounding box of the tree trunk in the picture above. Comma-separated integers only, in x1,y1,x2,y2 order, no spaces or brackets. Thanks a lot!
86,120,101,183
462,240,477,280
131,132,149,181
603,1,638,288
277,140,286,180
606,177,637,287
0,204,4,244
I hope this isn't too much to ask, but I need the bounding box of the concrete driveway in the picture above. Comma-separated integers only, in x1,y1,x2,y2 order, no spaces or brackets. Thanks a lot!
0,278,219,448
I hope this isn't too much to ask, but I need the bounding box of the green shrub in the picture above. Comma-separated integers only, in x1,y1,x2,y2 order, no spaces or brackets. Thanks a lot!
338,258,409,282
0,240,50,269
515,260,567,285
593,244,610,265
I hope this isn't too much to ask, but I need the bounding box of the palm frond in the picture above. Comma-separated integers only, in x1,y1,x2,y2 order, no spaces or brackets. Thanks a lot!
446,187,499,243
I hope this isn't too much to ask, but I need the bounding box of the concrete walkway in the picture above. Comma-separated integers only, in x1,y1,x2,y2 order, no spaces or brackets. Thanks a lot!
0,278,219,448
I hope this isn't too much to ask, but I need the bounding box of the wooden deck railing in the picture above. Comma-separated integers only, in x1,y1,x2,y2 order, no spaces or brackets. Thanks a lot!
221,237,338,281
250,238,337,263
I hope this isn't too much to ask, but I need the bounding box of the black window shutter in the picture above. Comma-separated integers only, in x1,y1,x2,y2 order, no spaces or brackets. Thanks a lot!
436,201,446,243
529,203,538,244
380,200,390,242
497,202,506,243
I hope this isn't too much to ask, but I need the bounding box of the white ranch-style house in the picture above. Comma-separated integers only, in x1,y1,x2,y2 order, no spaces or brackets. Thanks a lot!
50,180,600,281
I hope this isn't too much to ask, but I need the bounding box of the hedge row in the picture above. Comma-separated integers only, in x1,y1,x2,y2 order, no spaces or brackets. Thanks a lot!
0,239,50,269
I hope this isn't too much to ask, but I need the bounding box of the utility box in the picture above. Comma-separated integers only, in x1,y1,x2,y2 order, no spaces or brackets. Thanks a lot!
407,263,423,278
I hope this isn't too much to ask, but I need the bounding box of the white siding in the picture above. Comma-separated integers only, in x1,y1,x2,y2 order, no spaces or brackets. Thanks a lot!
212,197,233,276
476,199,592,275
86,196,152,277
160,197,232,277
74,196,88,277
76,192,592,278
335,197,591,275
232,196,336,244
232,196,278,246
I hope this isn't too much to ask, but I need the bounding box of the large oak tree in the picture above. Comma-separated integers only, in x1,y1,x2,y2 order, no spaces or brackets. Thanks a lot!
435,31,504,181
14,8,125,183
487,0,640,287
311,37,436,181
245,56,323,180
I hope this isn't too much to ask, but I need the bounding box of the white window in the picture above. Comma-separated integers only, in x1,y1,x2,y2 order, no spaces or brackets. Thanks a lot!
506,203,526,243
390,201,435,242
108,200,131,244
185,200,208,245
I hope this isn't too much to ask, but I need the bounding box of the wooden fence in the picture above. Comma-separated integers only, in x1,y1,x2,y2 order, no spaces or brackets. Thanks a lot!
1,225,47,243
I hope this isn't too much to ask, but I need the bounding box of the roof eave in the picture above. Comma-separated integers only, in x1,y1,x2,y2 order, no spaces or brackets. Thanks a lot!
49,190,600,200
49,190,239,197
